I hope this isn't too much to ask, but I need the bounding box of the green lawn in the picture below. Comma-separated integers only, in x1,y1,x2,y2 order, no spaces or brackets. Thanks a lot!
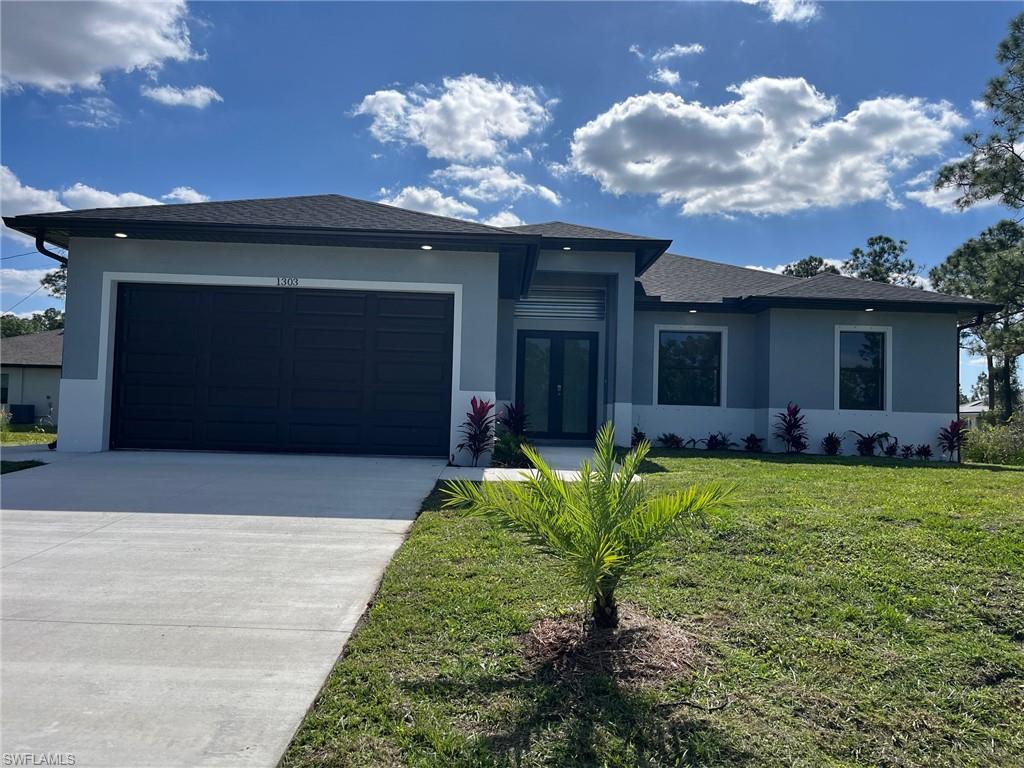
0,424,56,446
283,452,1024,768
1,459,45,474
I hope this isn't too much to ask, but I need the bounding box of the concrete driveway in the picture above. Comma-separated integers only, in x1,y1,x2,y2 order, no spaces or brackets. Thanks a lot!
1,450,445,767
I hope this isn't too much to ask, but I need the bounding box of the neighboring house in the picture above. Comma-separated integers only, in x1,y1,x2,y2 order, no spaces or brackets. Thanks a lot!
959,398,989,430
0,329,63,425
3,194,997,462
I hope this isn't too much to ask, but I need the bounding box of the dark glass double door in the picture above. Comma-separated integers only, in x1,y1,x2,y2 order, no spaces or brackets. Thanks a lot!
516,330,598,439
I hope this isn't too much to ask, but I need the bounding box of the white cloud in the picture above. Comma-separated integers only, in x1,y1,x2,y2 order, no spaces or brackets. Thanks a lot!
651,43,705,62
904,165,996,213
0,166,66,243
629,44,645,60
63,96,122,128
649,68,682,87
746,257,846,274
569,77,966,216
743,0,821,23
378,186,478,219
1,268,52,296
971,99,988,117
162,186,210,204
1,1,198,92
354,75,553,162
142,84,223,109
61,184,161,210
432,164,560,205
483,210,525,227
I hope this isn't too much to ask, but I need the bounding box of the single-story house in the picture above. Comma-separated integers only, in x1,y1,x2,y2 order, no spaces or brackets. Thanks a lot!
959,398,990,430
3,194,996,462
1,328,63,425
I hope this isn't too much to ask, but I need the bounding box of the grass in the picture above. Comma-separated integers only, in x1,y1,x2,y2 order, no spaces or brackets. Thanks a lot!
282,451,1024,768
1,459,45,474
0,423,57,446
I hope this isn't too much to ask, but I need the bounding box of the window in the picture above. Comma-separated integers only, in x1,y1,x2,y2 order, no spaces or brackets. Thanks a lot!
838,330,886,410
657,329,723,406
0,373,7,405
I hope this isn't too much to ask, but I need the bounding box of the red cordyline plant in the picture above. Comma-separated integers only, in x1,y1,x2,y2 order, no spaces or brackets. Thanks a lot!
457,397,495,466
773,402,809,453
938,419,968,461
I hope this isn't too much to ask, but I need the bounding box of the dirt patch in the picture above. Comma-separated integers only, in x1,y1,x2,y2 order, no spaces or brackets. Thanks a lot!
521,602,703,687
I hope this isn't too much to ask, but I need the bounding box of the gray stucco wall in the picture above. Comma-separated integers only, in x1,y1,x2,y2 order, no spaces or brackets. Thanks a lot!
767,308,957,413
1,366,61,424
63,237,500,392
632,311,759,408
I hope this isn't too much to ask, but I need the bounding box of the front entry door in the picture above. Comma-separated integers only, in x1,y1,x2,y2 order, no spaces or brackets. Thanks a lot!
516,330,598,439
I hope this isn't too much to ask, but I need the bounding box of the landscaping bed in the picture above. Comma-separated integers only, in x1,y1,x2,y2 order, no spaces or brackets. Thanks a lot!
0,424,57,446
283,453,1024,767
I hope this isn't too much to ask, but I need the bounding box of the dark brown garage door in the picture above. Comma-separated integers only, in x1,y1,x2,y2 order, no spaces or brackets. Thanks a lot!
111,283,454,455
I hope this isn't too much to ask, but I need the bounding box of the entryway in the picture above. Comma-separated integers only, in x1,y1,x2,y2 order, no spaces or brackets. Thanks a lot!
515,330,598,439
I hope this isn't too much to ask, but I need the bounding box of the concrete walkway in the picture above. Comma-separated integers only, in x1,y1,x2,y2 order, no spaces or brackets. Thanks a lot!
1,451,445,768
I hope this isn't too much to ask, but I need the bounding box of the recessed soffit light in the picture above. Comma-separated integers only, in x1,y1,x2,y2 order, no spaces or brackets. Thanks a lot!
114,232,128,238
562,246,572,251
420,244,433,250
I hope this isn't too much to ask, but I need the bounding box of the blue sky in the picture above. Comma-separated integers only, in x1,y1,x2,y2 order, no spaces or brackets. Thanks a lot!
0,1,1017,390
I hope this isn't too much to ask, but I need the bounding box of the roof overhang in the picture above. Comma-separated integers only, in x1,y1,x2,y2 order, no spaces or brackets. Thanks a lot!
635,295,1001,316
2,214,543,299
536,236,671,276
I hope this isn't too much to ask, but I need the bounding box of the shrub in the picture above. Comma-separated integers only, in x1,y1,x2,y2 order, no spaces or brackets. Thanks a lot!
882,440,900,457
846,430,893,457
456,397,495,466
937,420,967,461
962,417,1024,465
742,433,765,452
703,431,736,451
631,426,647,448
657,432,684,449
900,444,916,459
442,423,730,628
820,431,843,456
497,402,528,437
491,431,531,468
914,443,934,460
773,402,808,453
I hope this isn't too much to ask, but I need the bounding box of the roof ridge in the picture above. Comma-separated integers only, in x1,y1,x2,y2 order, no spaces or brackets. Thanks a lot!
335,194,518,234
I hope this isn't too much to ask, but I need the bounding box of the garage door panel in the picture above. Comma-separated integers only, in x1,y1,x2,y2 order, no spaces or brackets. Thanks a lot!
377,295,449,319
123,385,197,407
207,386,281,408
294,292,368,316
297,327,365,350
112,283,453,455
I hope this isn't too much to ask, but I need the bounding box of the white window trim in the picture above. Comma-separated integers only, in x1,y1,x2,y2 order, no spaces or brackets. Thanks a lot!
653,324,728,408
834,324,892,414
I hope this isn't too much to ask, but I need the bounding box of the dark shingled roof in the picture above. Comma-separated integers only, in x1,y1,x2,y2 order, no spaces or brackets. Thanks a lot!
1,329,63,367
638,253,800,303
638,253,998,312
25,194,513,236
505,221,660,240
750,271,996,308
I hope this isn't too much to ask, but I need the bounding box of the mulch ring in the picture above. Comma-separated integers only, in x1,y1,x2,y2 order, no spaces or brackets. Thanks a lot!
521,601,704,688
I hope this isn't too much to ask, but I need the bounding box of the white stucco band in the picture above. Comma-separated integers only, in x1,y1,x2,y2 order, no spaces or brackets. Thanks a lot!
633,404,956,457
56,379,107,452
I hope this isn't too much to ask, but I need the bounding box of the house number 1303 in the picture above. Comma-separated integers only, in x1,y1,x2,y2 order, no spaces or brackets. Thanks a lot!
277,277,299,286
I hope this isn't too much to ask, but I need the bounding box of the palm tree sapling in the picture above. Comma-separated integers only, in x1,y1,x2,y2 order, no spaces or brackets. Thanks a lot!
442,423,730,629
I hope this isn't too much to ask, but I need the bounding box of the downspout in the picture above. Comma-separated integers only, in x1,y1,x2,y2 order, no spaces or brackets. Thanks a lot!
35,234,68,265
